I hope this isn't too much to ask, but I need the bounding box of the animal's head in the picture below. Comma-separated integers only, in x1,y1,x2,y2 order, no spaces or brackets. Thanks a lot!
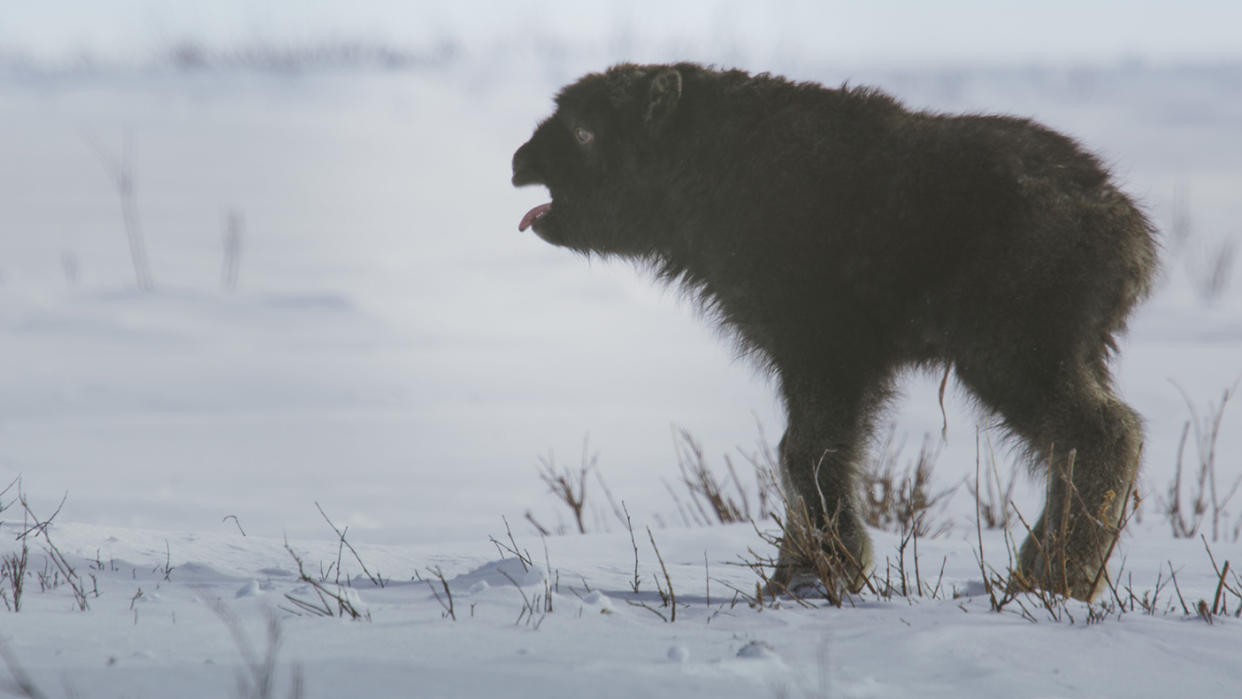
511,64,687,256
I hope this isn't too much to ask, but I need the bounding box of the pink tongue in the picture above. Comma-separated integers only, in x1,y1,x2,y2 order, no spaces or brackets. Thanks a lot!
519,202,552,232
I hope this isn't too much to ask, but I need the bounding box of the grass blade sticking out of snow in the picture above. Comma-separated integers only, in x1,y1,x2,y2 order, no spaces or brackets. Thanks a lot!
314,502,384,588
17,491,90,612
420,566,456,621
1160,384,1240,542
279,538,369,621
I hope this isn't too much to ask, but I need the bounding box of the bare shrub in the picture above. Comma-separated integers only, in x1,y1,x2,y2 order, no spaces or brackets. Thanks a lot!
625,527,679,621
671,428,750,525
869,502,950,601
15,492,90,611
738,422,784,522
496,566,550,629
535,443,595,534
1159,385,1240,542
420,566,456,621
1201,536,1242,619
279,540,369,621
859,427,957,538
0,479,26,613
488,516,534,573
313,502,385,587
0,545,28,612
534,427,782,535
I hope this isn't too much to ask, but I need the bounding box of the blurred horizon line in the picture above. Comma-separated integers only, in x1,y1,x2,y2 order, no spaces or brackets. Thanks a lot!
4,32,1242,82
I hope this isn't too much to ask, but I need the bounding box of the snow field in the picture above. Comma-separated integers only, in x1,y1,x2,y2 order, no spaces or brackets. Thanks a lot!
2,13,1242,697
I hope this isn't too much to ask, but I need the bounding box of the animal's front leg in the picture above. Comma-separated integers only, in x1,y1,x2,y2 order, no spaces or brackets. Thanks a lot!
769,378,880,594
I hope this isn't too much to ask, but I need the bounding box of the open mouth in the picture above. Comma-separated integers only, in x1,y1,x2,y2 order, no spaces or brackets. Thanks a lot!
518,202,552,232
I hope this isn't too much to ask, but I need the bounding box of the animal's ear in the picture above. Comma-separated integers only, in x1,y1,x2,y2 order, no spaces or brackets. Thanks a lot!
644,69,682,133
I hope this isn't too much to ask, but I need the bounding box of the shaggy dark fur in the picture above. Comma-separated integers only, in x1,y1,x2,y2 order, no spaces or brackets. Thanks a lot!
512,63,1157,600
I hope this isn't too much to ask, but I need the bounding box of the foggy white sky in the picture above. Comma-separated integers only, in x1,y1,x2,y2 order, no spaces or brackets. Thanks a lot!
3,0,1240,67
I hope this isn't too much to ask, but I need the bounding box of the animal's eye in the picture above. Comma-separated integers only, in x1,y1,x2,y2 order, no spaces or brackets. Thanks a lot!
573,126,594,145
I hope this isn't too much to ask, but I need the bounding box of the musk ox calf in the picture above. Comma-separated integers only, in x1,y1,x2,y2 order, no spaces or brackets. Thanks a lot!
512,63,1156,600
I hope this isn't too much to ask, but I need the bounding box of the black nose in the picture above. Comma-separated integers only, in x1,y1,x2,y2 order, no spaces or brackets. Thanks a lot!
511,142,539,187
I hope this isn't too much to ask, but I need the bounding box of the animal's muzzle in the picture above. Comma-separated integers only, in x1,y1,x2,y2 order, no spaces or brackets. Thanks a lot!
511,142,541,187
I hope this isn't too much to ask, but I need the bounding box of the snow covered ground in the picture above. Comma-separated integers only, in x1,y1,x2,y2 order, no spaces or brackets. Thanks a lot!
1,521,1238,698
2,3,1242,697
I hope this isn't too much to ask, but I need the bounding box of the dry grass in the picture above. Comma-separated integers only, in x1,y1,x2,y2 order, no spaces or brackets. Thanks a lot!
1159,384,1240,542
0,479,27,613
277,504,389,621
671,427,767,525
744,496,874,608
279,539,370,621
0,545,28,613
535,446,595,534
420,566,456,621
971,434,1018,530
975,449,1140,622
534,427,782,534
14,491,92,611
859,427,957,538
313,502,386,587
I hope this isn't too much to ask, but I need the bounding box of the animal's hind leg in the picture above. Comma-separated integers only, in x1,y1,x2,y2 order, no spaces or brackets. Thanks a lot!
958,358,1141,600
